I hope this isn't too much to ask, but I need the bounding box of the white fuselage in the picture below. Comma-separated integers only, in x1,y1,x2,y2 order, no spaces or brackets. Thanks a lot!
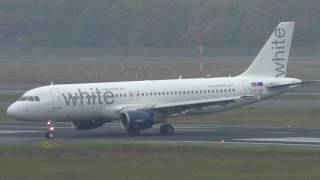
6,76,301,123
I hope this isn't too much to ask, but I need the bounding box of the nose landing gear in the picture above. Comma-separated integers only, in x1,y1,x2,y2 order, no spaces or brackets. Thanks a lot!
45,120,55,139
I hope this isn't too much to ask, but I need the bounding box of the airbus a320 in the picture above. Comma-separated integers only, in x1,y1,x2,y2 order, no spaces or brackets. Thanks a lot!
7,22,318,138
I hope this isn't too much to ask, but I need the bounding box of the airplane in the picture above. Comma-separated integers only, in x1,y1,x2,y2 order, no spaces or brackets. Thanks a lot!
6,22,318,138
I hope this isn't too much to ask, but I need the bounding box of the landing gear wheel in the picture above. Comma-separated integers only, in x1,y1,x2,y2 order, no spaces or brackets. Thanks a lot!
45,120,55,139
160,124,174,135
127,128,141,136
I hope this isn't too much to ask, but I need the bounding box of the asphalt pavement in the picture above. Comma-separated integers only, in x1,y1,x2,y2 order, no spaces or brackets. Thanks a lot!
1,121,320,148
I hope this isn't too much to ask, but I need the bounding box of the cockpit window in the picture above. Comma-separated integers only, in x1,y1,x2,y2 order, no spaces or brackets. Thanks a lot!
18,97,27,101
34,96,40,101
18,96,40,102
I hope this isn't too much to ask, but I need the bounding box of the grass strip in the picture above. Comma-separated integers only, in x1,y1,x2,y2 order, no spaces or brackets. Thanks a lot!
0,144,320,180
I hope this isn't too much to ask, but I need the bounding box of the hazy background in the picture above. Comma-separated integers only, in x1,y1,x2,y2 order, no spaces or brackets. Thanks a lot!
0,0,320,127
1,0,320,47
0,0,319,84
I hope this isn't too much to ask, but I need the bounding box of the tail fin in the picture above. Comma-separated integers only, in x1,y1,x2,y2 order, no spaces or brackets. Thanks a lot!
240,22,295,78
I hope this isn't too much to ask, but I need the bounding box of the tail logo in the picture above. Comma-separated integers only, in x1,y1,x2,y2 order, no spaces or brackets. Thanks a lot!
272,27,287,77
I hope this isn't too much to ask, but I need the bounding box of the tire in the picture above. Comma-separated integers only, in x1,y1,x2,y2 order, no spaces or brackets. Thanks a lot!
160,124,174,135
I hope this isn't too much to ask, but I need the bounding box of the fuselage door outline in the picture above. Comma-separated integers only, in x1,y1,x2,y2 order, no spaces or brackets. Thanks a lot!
50,88,62,109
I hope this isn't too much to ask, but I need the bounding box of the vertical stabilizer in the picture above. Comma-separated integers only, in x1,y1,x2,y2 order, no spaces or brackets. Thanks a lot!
240,22,295,78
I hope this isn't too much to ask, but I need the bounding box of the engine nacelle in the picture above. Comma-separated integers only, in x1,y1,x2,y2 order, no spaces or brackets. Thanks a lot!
120,110,154,130
72,119,106,130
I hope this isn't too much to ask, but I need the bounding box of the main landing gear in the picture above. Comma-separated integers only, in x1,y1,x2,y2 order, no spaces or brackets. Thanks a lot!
45,120,55,139
160,124,174,135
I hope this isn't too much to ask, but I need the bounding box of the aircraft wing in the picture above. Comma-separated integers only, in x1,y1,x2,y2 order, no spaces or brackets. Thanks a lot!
266,80,320,89
152,96,241,109
125,96,244,116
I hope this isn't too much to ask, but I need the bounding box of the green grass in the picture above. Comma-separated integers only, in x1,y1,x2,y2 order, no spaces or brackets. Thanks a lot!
0,94,19,102
1,144,320,180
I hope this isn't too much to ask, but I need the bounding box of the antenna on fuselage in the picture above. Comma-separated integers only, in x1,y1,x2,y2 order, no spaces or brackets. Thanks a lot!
199,45,204,77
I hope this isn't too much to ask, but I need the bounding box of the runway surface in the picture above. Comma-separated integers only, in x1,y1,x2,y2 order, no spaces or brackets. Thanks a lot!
1,121,320,147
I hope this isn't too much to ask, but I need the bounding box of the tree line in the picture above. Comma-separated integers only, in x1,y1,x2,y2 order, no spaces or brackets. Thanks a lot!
0,0,319,47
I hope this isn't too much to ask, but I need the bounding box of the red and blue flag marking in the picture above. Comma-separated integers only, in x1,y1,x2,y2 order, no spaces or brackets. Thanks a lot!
251,82,264,87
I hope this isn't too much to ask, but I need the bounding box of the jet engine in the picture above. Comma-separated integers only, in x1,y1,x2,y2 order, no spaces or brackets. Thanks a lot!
72,119,106,130
120,110,154,133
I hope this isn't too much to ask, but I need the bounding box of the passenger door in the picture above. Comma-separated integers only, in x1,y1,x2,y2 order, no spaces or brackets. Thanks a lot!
50,88,62,109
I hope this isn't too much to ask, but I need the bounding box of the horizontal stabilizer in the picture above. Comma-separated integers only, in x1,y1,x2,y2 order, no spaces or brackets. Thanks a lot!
266,80,320,89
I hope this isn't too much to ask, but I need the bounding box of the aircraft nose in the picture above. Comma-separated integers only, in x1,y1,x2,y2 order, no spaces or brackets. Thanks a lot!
7,103,20,119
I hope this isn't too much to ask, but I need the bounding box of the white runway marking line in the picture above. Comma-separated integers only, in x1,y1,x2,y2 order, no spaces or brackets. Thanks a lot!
150,140,320,148
175,129,215,132
0,125,72,129
0,130,44,134
285,93,320,96
236,137,320,143
261,131,294,134
134,140,320,147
